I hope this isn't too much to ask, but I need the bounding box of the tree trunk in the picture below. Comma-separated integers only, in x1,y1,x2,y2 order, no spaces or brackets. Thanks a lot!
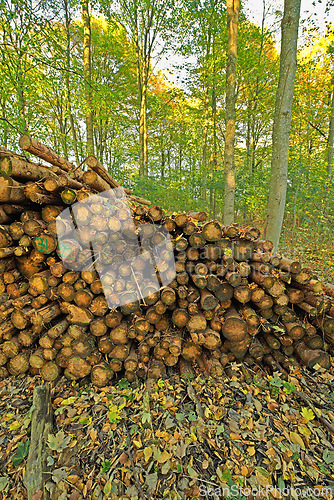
64,0,80,166
327,84,334,180
264,0,301,250
24,385,53,500
223,0,240,225
82,0,94,156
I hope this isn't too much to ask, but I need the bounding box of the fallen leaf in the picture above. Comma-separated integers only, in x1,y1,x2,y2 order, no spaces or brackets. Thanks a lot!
289,431,305,450
157,450,171,463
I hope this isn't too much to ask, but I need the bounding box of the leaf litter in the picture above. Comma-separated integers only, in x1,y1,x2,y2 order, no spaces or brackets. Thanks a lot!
0,362,333,499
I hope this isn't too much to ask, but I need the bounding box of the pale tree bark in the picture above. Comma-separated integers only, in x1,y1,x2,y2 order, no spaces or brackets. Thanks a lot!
133,9,151,176
264,0,301,251
82,0,94,156
202,81,209,203
201,27,211,203
210,34,217,218
223,0,240,225
327,85,334,181
64,0,80,166
112,0,174,177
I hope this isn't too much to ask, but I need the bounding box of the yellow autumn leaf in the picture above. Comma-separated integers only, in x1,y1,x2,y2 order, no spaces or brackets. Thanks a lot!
290,431,305,450
247,446,256,456
3,413,14,421
301,407,315,422
157,450,171,463
241,466,249,476
9,420,22,431
133,436,142,448
144,446,152,462
214,409,224,420
189,428,197,441
298,425,311,437
90,428,97,441
204,407,211,418
255,467,271,487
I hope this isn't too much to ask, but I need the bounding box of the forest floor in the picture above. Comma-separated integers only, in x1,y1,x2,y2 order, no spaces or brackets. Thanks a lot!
0,363,334,500
280,220,334,284
237,215,334,284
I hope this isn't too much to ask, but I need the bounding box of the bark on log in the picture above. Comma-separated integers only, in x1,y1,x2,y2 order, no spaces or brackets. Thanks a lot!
24,384,53,500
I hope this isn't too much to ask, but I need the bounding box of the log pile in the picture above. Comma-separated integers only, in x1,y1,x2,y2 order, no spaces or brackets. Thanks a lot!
0,137,333,386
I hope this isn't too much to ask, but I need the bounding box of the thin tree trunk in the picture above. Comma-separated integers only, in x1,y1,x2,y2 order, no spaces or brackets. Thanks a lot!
210,33,217,219
1,103,8,148
327,86,334,181
143,82,148,175
64,0,80,166
264,0,301,251
250,0,266,174
134,18,145,177
202,30,211,203
223,0,240,225
202,87,209,203
82,0,94,156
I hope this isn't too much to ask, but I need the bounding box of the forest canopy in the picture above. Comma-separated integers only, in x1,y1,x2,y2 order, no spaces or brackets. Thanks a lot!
0,0,333,232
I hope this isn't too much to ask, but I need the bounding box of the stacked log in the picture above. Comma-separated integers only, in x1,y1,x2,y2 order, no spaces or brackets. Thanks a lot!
0,138,333,386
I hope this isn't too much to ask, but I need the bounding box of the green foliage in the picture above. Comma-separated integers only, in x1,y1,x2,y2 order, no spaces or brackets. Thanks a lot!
101,460,112,473
11,439,29,466
0,0,333,255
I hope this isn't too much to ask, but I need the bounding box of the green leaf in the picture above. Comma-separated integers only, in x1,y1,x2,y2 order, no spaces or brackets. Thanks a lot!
216,424,224,435
278,476,285,490
220,466,232,483
118,378,130,389
283,381,295,394
60,396,77,406
101,460,112,472
79,416,92,426
187,411,197,422
175,412,185,421
187,465,198,478
319,464,330,474
104,480,117,495
323,449,334,465
0,477,9,491
11,440,29,466
157,379,165,389
108,405,122,423
269,376,283,388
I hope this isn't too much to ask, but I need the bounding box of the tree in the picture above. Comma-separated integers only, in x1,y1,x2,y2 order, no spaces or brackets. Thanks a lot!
223,0,240,224
101,0,176,176
327,42,334,181
82,0,94,155
264,0,301,250
0,0,49,135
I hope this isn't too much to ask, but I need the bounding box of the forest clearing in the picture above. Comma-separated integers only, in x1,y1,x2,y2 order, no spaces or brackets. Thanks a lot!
1,0,334,498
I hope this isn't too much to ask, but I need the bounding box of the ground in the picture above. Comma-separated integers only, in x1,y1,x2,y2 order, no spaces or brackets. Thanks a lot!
0,361,334,500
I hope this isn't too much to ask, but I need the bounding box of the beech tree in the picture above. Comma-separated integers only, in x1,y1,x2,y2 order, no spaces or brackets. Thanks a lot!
101,0,176,177
264,0,301,250
82,0,94,156
223,0,240,225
